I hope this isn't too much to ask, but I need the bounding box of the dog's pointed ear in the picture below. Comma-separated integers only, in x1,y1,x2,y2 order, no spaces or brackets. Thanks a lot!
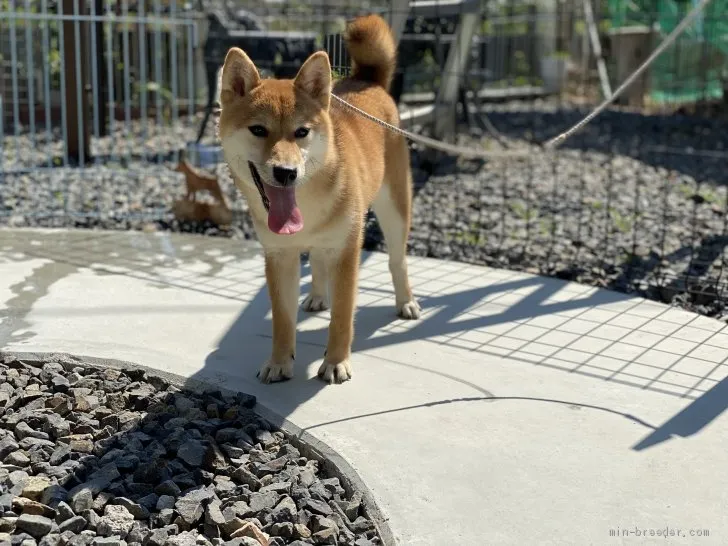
221,47,260,102
294,51,331,109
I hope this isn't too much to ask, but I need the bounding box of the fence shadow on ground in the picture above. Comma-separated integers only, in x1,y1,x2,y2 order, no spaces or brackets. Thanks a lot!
632,375,728,450
195,251,727,453
0,229,724,454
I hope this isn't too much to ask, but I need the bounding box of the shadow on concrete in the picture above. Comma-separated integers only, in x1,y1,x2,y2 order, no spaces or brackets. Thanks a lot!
193,250,677,446
349,275,626,354
632,376,728,451
0,229,719,456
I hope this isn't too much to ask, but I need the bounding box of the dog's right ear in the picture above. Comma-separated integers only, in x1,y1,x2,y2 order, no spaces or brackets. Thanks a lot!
221,48,260,101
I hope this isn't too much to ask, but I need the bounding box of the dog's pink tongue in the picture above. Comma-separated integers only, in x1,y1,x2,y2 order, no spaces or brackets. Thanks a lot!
265,186,304,235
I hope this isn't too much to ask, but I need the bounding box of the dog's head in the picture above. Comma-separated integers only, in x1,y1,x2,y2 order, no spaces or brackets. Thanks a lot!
220,49,331,200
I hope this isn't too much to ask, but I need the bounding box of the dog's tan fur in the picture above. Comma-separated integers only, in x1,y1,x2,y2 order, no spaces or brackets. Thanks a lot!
218,15,420,384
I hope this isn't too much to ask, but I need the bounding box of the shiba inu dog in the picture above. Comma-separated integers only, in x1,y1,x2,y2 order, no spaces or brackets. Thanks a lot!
218,14,420,384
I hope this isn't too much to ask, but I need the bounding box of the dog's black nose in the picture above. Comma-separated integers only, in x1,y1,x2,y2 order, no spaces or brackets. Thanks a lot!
272,166,298,186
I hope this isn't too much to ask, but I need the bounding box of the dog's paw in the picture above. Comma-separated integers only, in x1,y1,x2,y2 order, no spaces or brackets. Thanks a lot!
317,359,352,384
397,299,421,320
302,293,329,312
257,357,294,384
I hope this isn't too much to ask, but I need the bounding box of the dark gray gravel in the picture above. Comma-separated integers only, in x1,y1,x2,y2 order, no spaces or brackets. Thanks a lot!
0,354,382,546
370,107,728,321
2,106,728,320
0,113,254,240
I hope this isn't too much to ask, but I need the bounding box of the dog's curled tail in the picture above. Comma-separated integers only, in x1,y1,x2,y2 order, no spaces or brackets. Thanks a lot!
344,14,397,91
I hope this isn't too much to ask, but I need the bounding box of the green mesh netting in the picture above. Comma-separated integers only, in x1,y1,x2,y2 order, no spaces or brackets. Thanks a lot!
608,0,728,103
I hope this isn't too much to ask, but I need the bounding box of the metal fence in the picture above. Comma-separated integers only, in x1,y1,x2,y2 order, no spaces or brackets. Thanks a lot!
1,0,728,319
0,0,202,166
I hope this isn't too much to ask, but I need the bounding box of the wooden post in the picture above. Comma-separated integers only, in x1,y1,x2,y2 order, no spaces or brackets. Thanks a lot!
388,0,411,45
527,4,537,83
62,0,91,163
556,0,570,54
505,0,515,86
93,0,109,136
608,26,654,107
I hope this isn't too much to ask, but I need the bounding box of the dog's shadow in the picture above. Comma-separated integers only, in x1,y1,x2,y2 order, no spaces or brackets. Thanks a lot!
197,255,402,416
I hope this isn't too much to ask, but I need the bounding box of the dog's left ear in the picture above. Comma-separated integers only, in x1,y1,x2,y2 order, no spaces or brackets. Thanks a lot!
294,51,331,109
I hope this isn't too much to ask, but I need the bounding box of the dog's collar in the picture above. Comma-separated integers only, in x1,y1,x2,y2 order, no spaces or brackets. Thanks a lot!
248,161,270,211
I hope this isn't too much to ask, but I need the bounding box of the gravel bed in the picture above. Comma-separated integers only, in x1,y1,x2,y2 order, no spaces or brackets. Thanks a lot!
0,354,382,546
2,107,728,319
372,107,728,321
0,113,255,239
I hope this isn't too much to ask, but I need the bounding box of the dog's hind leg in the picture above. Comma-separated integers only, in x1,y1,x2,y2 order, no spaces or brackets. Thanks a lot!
302,248,330,312
372,137,421,320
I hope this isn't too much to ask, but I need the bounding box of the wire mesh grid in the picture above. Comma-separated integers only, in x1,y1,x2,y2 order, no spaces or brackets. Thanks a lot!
1,0,728,320
341,250,727,401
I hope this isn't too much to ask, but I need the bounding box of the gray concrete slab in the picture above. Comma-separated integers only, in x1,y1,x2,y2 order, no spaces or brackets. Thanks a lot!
1,228,727,545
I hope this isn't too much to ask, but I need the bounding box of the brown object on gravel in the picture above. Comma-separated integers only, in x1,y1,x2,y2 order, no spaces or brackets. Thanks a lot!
172,158,231,225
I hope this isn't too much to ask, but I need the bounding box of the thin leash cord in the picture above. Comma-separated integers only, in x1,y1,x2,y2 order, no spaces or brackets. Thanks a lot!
330,94,527,160
331,0,714,159
544,0,713,149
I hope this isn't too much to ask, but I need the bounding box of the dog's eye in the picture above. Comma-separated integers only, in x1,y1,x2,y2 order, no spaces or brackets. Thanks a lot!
294,127,310,139
248,125,268,138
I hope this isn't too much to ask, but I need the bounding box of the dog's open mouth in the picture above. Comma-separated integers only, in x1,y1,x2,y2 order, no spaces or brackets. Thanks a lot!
248,161,304,235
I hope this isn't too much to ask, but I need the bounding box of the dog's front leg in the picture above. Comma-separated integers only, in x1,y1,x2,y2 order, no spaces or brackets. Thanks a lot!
318,243,360,384
258,249,300,383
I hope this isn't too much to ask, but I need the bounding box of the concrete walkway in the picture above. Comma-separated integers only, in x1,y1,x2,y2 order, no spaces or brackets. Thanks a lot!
1,228,727,545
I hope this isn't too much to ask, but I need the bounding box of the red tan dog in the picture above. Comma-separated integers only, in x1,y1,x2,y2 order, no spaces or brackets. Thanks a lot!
218,15,420,384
